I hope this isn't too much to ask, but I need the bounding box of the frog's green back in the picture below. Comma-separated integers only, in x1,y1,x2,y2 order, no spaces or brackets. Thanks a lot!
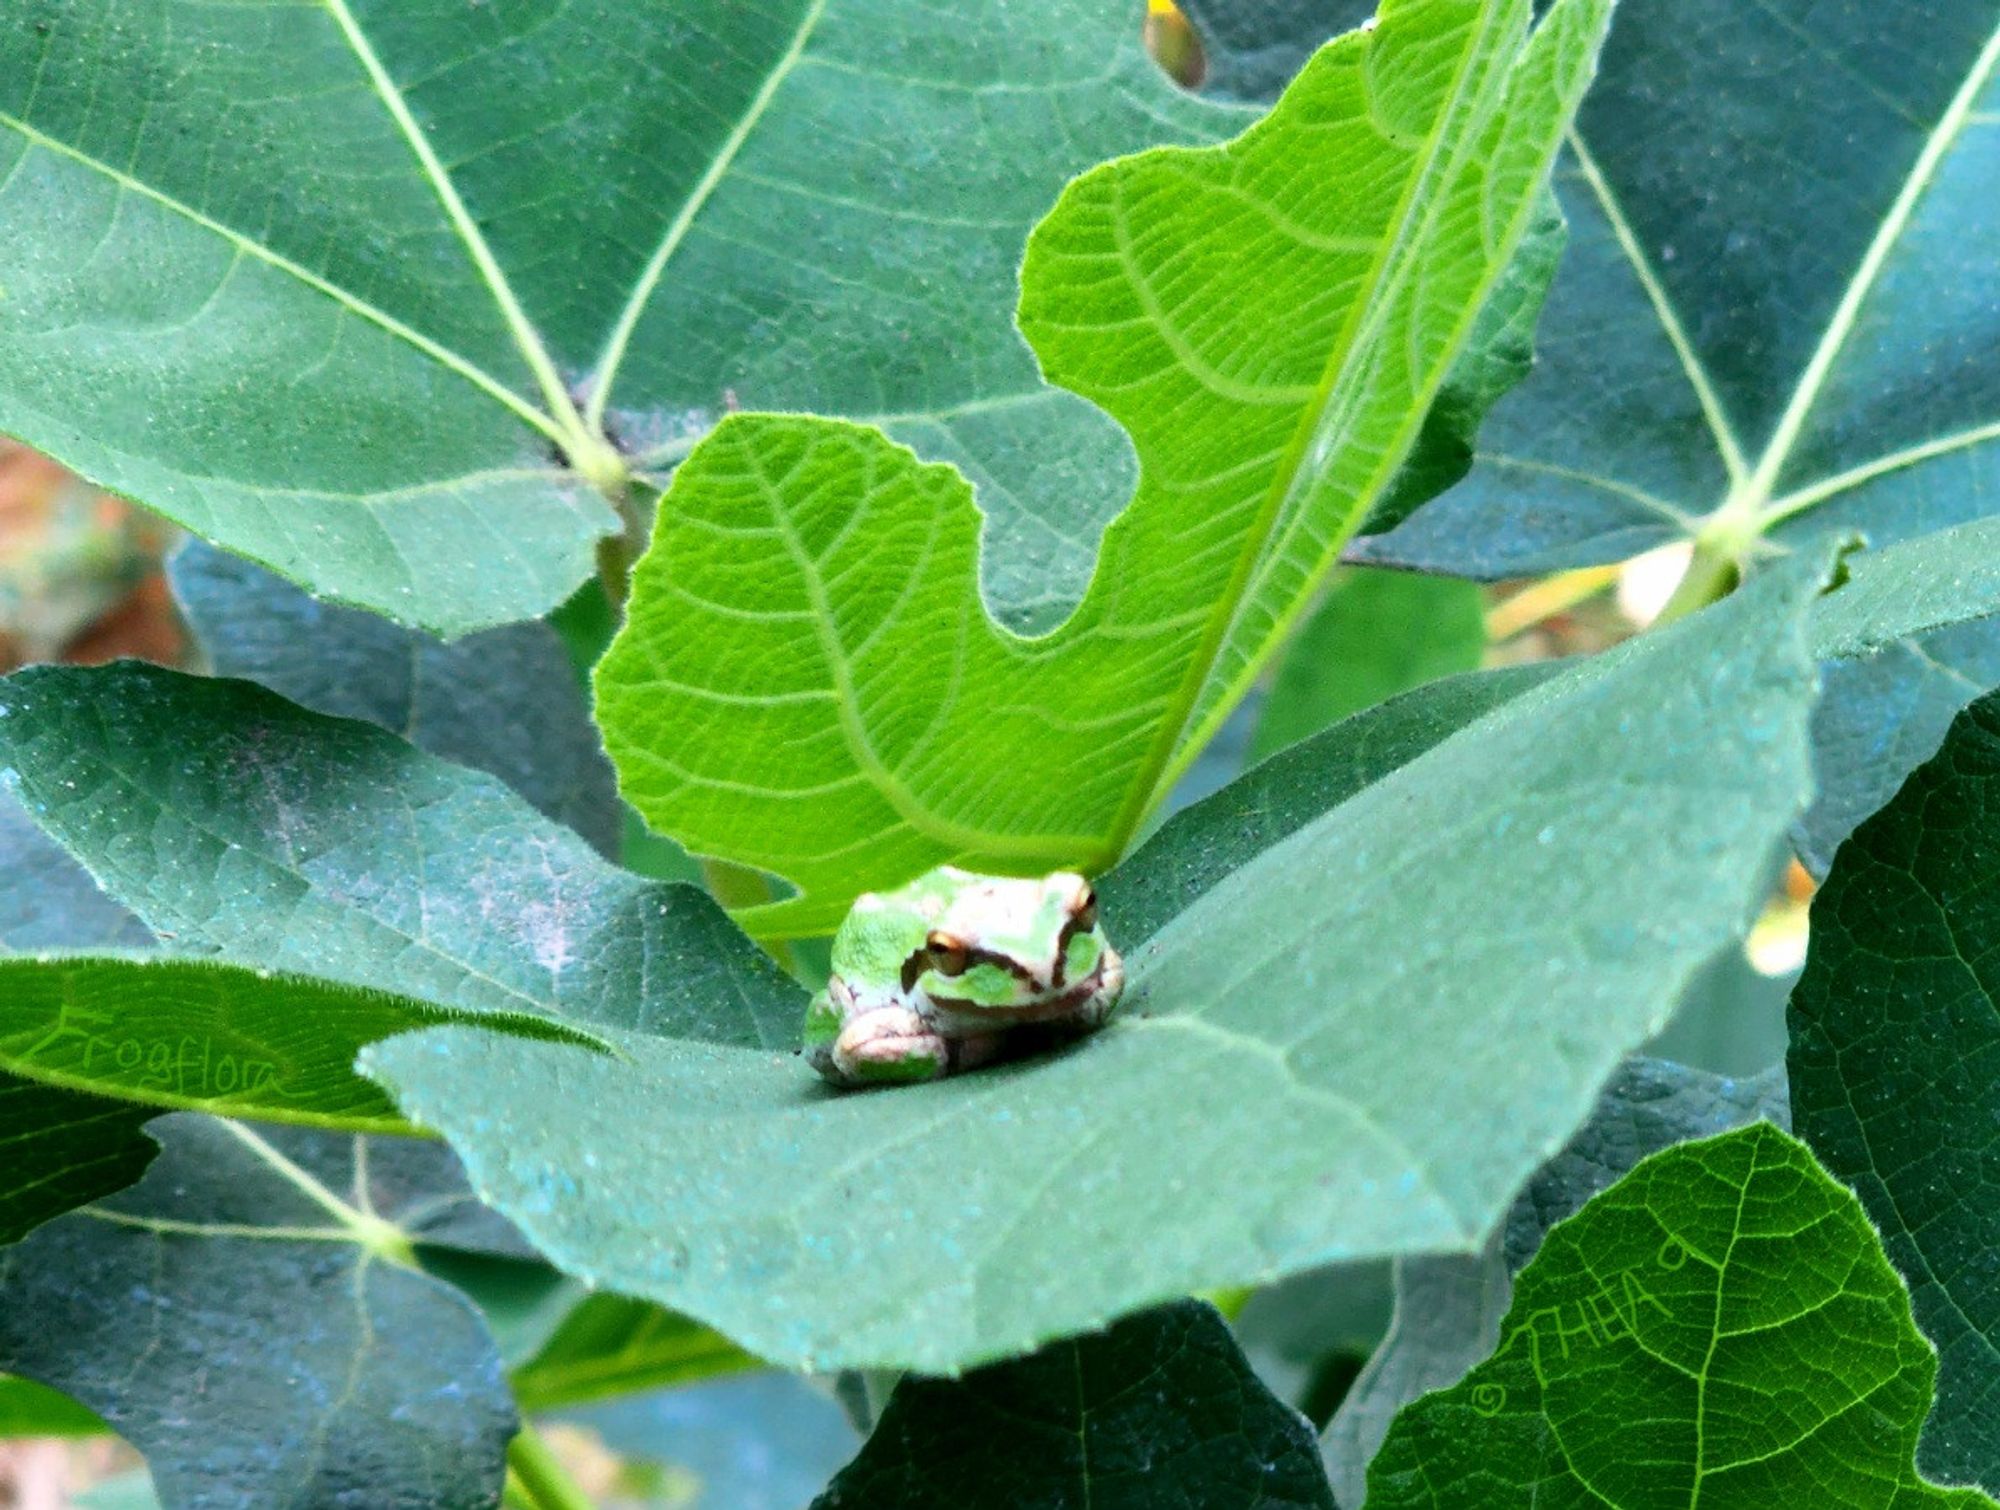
828,886,934,984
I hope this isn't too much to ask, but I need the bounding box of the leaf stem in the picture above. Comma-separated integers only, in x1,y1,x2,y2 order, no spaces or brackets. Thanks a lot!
1650,535,1739,629
506,1424,597,1510
593,481,653,613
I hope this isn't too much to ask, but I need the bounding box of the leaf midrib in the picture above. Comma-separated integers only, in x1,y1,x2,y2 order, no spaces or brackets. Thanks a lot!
318,0,592,453
0,108,561,447
1574,15,2000,544
584,0,831,429
1105,3,1514,849
1151,0,1588,812
1735,15,2000,514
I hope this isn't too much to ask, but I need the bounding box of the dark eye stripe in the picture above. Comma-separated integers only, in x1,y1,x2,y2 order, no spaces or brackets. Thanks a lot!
903,946,1035,992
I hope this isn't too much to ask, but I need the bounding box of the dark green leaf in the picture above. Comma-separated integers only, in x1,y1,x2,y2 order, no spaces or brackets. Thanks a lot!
1366,1125,1994,1508
1365,0,2000,582
0,794,161,1245
0,0,1245,631
1104,663,1559,947
1323,1056,1786,1503
0,956,581,1130
0,1075,155,1248
0,661,800,1051
170,540,621,856
1248,570,1488,763
1789,689,2000,1489
813,1301,1334,1510
367,550,1826,1375
1354,0,2000,888
0,1116,520,1510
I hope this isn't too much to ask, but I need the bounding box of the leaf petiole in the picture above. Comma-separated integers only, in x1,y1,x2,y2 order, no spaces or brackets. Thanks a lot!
505,1424,598,1510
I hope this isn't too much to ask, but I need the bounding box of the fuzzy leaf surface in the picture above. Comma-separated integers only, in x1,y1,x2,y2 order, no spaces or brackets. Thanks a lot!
170,541,620,854
0,662,800,1052
369,553,1823,1375
596,0,1615,936
1366,1125,1994,1508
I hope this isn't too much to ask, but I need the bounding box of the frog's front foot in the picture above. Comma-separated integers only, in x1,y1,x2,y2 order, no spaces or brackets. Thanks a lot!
830,1006,949,1087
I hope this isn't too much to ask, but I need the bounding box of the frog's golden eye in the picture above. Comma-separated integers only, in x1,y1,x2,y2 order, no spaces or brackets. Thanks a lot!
1072,889,1098,932
925,933,970,976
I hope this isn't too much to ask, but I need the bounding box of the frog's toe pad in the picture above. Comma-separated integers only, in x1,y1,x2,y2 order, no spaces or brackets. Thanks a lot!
833,1008,948,1087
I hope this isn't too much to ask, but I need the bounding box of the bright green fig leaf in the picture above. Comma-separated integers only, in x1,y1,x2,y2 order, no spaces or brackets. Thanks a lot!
0,0,1245,633
1248,569,1487,762
813,1301,1334,1509
170,541,621,855
1789,689,2000,1489
1366,1125,1996,1508
511,1294,758,1412
367,549,1824,1375
0,662,800,1051
0,956,589,1131
0,1116,522,1510
0,1375,106,1437
598,0,1616,936
1322,1055,1785,1504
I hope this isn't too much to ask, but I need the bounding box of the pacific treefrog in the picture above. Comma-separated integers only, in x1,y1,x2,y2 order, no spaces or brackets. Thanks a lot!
804,866,1124,1088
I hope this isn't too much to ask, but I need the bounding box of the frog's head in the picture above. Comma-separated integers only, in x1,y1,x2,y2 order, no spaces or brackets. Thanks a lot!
909,868,1116,1018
